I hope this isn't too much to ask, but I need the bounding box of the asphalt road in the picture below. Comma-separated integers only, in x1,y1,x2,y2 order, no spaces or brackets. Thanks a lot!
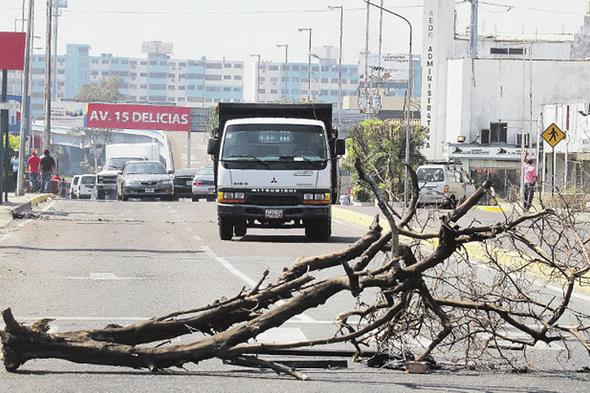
0,198,588,393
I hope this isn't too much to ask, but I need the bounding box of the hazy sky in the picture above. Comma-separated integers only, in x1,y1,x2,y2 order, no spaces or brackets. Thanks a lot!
0,0,588,63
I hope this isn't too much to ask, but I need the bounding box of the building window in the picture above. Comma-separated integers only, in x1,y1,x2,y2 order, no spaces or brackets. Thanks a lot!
234,75,242,80
292,65,300,71
178,86,186,90
233,63,243,68
223,75,231,80
187,85,195,90
484,122,508,143
205,74,222,81
490,47,525,55
269,65,278,71
270,89,278,94
516,133,530,147
160,61,167,66
330,78,338,83
321,78,329,83
207,63,222,69
140,84,147,89
223,87,231,91
223,63,232,68
168,85,176,90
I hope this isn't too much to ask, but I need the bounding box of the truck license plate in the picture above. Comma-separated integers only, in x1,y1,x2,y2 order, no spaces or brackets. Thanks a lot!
186,180,192,185
265,209,283,219
145,188,155,193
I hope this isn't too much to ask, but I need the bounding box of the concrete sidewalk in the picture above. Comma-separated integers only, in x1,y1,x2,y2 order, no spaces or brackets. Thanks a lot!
0,193,52,228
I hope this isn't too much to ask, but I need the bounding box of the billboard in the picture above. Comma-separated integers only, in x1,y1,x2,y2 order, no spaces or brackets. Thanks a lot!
86,103,191,131
5,95,31,134
0,32,26,70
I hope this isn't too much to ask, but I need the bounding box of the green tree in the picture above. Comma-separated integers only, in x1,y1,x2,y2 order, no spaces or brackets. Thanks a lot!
344,119,427,202
75,76,123,102
8,135,20,152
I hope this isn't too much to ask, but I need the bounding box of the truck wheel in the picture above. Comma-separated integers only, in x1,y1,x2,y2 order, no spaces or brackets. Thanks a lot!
97,190,105,200
219,218,233,240
234,222,247,237
305,218,331,242
122,193,128,201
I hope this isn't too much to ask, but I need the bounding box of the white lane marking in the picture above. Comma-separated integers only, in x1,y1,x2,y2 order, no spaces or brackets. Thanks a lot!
200,246,316,323
255,327,307,344
201,246,257,287
192,235,202,241
66,273,145,281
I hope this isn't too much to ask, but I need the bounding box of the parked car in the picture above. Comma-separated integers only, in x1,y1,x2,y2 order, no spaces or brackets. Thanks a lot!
69,175,81,199
117,161,174,201
416,163,475,208
192,166,215,202
172,168,198,200
74,174,96,199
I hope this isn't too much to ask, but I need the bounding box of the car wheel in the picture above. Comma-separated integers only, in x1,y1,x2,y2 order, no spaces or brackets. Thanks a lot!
192,196,199,202
305,217,331,242
219,218,233,241
234,222,247,237
97,190,105,200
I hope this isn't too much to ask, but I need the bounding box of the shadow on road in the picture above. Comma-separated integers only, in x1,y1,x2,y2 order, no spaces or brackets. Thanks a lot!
237,235,359,244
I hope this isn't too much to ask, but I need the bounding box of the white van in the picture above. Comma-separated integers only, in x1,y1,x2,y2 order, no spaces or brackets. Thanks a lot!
75,174,96,200
416,163,475,208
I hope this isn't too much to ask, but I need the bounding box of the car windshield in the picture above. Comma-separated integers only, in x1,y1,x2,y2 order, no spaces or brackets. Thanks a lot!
417,168,445,182
221,124,327,162
197,167,214,176
80,176,95,185
125,162,167,175
105,157,144,170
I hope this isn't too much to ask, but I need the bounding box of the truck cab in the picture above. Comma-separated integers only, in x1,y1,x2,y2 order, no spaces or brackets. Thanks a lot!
208,103,345,241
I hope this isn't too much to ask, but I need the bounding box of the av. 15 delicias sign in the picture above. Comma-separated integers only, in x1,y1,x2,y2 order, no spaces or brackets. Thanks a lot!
86,103,191,131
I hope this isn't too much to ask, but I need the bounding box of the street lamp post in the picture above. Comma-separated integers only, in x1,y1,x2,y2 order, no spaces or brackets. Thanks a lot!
297,28,312,102
328,5,343,130
276,44,288,100
250,54,261,102
16,0,35,196
365,1,413,208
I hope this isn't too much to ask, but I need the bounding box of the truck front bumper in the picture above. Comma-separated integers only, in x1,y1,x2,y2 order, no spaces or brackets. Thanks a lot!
217,204,330,228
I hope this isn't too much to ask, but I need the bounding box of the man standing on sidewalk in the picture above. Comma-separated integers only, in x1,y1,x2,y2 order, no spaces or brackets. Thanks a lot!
522,152,538,211
27,150,41,192
40,150,56,193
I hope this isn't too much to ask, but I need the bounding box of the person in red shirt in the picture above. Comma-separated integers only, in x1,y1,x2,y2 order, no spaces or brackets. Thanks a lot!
27,150,41,192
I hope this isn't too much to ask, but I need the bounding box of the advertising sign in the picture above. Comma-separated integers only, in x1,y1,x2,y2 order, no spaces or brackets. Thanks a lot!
86,103,191,131
0,32,26,70
6,95,30,133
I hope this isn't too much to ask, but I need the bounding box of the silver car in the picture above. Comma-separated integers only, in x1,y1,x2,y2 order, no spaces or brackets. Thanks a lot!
191,166,215,202
117,161,174,201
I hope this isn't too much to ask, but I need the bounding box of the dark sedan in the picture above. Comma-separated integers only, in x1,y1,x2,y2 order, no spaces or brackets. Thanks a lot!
172,168,198,200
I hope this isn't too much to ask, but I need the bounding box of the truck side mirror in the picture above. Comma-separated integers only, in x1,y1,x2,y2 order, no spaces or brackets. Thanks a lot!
335,139,346,156
207,139,218,155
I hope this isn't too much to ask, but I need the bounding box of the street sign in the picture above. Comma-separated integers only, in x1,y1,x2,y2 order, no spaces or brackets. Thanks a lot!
541,123,566,148
86,103,191,131
0,32,26,70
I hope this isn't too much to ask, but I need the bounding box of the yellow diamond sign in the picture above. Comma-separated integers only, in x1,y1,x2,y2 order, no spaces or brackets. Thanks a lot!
542,123,566,148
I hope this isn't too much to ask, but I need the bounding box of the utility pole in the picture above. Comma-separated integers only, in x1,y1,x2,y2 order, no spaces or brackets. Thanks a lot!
276,44,288,100
297,28,312,102
364,2,370,114
365,1,413,207
469,0,479,58
250,54,261,102
16,0,35,196
1,70,7,203
328,5,344,130
43,0,53,151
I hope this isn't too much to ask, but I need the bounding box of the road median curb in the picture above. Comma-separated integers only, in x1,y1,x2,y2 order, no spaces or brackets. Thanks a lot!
10,194,52,218
333,205,590,295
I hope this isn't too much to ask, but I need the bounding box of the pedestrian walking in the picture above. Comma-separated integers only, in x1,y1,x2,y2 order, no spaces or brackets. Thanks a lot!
27,150,41,192
522,152,538,211
40,149,56,193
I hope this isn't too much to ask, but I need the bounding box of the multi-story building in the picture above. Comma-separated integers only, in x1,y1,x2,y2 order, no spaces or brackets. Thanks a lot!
7,41,245,119
255,46,359,105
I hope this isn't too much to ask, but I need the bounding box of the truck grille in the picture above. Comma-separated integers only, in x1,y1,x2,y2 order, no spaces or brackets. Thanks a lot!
246,194,302,206
99,175,117,184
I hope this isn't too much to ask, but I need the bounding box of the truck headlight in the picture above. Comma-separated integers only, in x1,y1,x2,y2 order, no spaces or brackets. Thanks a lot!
303,192,331,205
217,191,245,203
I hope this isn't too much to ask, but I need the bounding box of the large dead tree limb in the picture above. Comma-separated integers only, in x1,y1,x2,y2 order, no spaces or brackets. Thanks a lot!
2,160,589,378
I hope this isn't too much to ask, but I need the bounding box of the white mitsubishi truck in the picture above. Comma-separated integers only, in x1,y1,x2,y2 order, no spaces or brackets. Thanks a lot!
207,103,345,241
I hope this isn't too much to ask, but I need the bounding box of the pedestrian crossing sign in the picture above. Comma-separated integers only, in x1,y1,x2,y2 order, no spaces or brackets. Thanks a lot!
541,123,566,148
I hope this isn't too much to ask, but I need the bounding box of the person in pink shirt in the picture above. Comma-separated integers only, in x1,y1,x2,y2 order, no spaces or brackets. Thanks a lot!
522,152,538,211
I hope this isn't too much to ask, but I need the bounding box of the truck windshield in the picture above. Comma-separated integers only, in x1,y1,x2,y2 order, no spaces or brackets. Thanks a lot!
105,157,145,170
417,167,445,182
221,124,328,162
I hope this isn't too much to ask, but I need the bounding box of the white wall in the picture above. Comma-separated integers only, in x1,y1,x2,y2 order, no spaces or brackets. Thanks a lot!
445,58,590,146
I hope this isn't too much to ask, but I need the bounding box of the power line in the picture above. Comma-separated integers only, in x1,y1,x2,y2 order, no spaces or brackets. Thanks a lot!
479,1,586,16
